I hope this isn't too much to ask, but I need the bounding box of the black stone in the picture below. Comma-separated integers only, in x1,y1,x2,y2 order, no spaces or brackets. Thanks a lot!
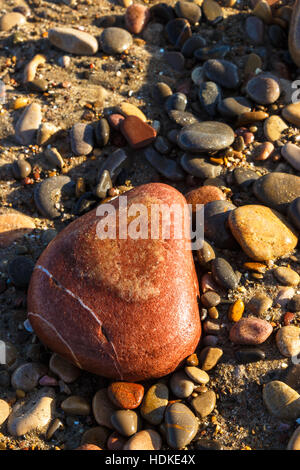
8,256,34,288
98,149,129,183
288,197,300,231
165,92,187,112
34,175,74,219
204,200,237,248
181,34,206,58
95,118,110,147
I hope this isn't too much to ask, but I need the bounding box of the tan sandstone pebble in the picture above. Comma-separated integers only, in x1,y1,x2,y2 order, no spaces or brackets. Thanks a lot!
0,210,35,248
228,205,298,261
123,429,162,450
287,426,300,450
49,353,81,383
61,396,90,415
273,267,300,286
254,141,274,161
229,317,273,344
263,381,300,421
247,293,272,316
0,399,10,426
81,426,110,448
199,347,223,371
0,12,26,31
276,326,300,357
8,387,55,436
170,371,194,398
15,102,42,146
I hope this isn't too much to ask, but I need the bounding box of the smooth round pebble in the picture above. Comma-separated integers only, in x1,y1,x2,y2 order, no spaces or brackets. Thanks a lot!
165,402,198,449
123,429,162,450
229,317,273,345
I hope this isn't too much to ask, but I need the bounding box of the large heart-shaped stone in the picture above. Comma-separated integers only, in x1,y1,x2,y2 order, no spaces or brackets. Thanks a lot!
27,183,201,381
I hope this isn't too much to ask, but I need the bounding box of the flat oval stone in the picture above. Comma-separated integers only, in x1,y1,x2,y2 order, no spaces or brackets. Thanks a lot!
170,371,194,398
100,27,133,54
92,389,116,429
195,45,230,61
111,410,140,437
288,197,300,231
11,363,47,392
49,353,81,383
228,205,298,261
8,388,55,436
178,122,235,153
124,429,162,450
246,74,280,104
181,154,221,179
201,291,220,308
61,396,90,415
245,16,264,45
0,12,26,31
235,347,265,363
141,383,169,425
282,102,300,127
263,115,288,141
165,93,187,112
204,201,237,249
263,381,300,421
15,103,42,146
197,240,215,267
34,175,74,219
276,326,300,357
95,119,110,147
175,1,202,25
202,0,223,23
0,399,10,426
198,81,221,117
185,186,225,213
184,366,209,384
218,96,251,119
8,256,34,287
165,18,192,48
181,34,206,57
165,402,198,449
195,438,223,450
71,123,94,156
144,146,185,181
203,59,239,89
229,317,273,345
233,167,259,191
247,293,272,316
274,267,300,286
125,4,150,34
281,143,300,171
48,27,98,55
169,110,200,126
289,0,300,67
199,346,223,370
107,382,144,409
253,173,300,213
28,184,201,381
98,148,129,183
191,390,216,418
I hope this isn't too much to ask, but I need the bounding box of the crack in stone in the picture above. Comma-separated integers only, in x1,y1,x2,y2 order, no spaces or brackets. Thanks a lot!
34,264,123,379
28,311,82,369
